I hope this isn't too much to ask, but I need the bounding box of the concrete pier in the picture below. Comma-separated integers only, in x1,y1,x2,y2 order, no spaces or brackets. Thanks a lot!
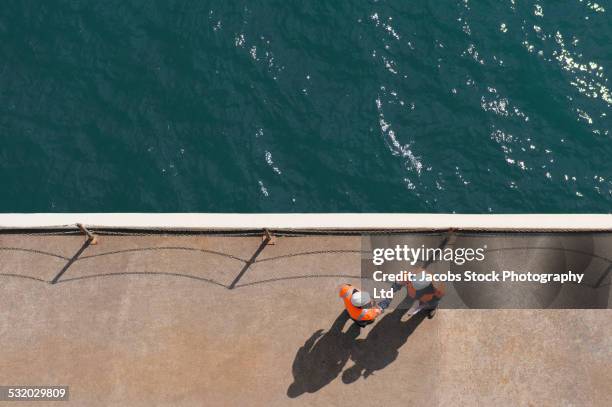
1,233,611,406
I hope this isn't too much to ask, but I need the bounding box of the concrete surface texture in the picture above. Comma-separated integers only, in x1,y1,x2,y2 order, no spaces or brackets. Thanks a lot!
0,233,611,406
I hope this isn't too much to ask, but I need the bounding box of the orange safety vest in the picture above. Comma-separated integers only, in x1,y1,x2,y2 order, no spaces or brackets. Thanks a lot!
339,284,381,322
406,281,444,303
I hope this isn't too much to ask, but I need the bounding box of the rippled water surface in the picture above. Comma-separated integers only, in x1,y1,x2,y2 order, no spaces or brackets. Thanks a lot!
1,1,610,212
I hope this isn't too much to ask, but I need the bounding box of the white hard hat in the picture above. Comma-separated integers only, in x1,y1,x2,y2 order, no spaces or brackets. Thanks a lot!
412,272,431,290
351,291,371,307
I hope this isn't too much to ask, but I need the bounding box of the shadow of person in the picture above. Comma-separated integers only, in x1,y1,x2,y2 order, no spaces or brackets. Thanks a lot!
287,311,360,398
342,305,427,384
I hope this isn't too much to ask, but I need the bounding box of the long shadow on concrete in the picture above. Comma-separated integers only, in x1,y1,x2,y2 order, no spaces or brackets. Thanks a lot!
342,306,427,383
51,240,92,284
287,311,359,398
287,305,428,397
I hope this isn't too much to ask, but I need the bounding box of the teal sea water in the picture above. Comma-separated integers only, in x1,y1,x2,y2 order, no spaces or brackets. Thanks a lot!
1,1,610,213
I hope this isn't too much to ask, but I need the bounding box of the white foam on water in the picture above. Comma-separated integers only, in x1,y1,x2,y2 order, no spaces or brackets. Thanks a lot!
258,180,269,197
265,151,282,175
375,97,423,175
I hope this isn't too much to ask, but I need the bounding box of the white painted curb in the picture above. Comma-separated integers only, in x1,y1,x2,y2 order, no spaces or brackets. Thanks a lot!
0,213,610,231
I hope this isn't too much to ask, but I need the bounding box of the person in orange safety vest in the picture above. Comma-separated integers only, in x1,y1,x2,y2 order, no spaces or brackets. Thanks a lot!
378,271,445,319
404,271,445,319
339,284,382,328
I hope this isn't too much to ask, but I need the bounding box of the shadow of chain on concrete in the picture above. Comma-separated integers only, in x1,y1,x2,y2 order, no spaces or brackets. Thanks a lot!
0,241,364,288
1,234,611,294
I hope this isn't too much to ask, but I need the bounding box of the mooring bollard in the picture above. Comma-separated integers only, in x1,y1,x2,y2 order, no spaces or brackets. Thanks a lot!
76,223,98,245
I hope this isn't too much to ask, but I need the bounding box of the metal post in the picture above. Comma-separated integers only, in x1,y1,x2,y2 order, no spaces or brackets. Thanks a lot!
263,228,276,245
76,223,98,245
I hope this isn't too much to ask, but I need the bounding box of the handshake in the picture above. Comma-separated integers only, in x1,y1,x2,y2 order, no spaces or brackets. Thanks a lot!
375,281,405,311
377,298,391,311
